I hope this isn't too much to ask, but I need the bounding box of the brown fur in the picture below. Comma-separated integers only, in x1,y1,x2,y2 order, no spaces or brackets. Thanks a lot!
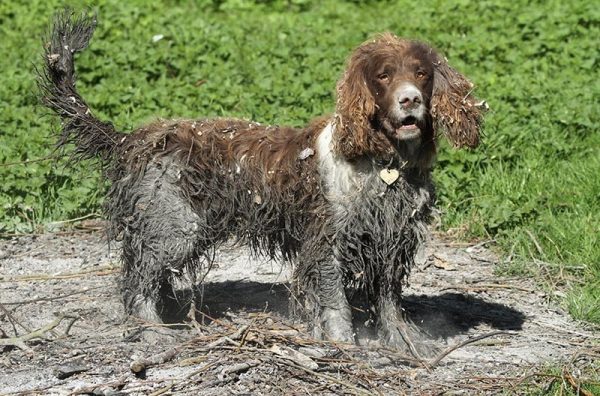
121,117,326,189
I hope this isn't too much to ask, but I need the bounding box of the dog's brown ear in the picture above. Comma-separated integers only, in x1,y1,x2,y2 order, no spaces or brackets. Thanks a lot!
333,52,378,159
431,55,484,148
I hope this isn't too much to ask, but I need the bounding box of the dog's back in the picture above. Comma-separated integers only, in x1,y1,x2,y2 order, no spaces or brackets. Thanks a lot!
39,11,327,322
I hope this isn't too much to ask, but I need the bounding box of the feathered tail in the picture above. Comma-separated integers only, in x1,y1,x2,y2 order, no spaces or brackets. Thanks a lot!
38,10,120,164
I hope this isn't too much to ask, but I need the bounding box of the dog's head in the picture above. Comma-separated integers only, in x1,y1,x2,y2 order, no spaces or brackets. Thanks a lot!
334,33,483,161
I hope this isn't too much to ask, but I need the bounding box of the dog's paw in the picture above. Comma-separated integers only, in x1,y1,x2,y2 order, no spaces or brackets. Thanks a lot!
314,306,354,343
380,320,439,359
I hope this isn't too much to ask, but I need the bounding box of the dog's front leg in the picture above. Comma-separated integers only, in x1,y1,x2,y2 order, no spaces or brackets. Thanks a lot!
313,258,354,343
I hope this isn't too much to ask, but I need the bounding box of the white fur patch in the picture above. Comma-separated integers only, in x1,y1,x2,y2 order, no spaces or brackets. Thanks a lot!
316,122,374,203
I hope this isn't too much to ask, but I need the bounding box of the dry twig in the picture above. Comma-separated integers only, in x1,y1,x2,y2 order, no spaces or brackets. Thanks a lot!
2,265,119,282
130,347,182,374
0,302,32,335
273,355,371,396
70,377,127,395
428,331,514,367
2,287,104,306
562,369,594,396
440,283,534,293
203,324,249,349
0,314,78,352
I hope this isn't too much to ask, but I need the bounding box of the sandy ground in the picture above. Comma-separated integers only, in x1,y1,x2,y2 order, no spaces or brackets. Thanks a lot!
0,228,598,395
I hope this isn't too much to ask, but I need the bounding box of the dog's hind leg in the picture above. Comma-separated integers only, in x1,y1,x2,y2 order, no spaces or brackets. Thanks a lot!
377,293,436,358
115,158,206,324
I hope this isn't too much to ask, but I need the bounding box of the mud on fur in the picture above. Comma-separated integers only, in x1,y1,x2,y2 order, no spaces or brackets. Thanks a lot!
38,10,484,355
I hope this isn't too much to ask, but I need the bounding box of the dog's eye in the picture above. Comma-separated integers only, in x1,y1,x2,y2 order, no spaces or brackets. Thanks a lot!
377,73,389,82
415,70,427,79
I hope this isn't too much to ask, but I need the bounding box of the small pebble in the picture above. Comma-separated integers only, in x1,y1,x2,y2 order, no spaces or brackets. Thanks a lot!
53,362,89,379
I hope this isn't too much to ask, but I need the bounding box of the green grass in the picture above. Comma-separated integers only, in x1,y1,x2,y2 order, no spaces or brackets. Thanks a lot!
511,362,600,396
0,0,598,326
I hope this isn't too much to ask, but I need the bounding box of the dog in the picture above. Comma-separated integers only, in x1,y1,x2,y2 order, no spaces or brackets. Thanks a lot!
39,11,483,353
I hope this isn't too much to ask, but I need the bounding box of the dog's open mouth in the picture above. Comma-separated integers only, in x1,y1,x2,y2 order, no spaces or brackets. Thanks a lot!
398,116,419,130
393,116,421,140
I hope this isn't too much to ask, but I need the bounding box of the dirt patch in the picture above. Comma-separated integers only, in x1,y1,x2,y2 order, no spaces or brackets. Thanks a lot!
0,230,597,395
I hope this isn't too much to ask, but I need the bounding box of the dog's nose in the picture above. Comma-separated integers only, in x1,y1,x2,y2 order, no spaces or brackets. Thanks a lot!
398,86,423,109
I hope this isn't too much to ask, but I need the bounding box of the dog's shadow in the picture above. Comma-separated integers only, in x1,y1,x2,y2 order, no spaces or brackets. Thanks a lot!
168,281,525,340
398,293,525,338
168,281,291,323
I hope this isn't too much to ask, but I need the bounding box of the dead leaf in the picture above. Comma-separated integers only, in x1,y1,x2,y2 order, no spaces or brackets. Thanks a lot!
433,256,456,271
271,344,318,370
298,147,314,160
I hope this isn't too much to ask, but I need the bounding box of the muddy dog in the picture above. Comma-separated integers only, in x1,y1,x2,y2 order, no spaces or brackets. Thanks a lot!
39,11,483,354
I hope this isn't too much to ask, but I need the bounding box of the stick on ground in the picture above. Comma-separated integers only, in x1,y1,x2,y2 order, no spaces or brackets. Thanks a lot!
0,314,78,352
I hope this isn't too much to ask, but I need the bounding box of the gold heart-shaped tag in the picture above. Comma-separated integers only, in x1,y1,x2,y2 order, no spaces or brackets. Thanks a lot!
379,168,400,185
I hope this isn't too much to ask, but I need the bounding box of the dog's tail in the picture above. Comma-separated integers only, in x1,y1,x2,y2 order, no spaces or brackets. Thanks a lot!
38,10,120,164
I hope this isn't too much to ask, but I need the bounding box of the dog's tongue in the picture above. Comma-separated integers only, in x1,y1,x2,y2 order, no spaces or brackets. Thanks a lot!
398,123,418,130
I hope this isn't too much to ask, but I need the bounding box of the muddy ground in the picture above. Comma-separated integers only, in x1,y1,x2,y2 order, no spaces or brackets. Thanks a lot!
0,226,598,395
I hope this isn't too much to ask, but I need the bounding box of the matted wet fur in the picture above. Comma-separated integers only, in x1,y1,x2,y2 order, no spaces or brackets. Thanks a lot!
38,11,484,355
